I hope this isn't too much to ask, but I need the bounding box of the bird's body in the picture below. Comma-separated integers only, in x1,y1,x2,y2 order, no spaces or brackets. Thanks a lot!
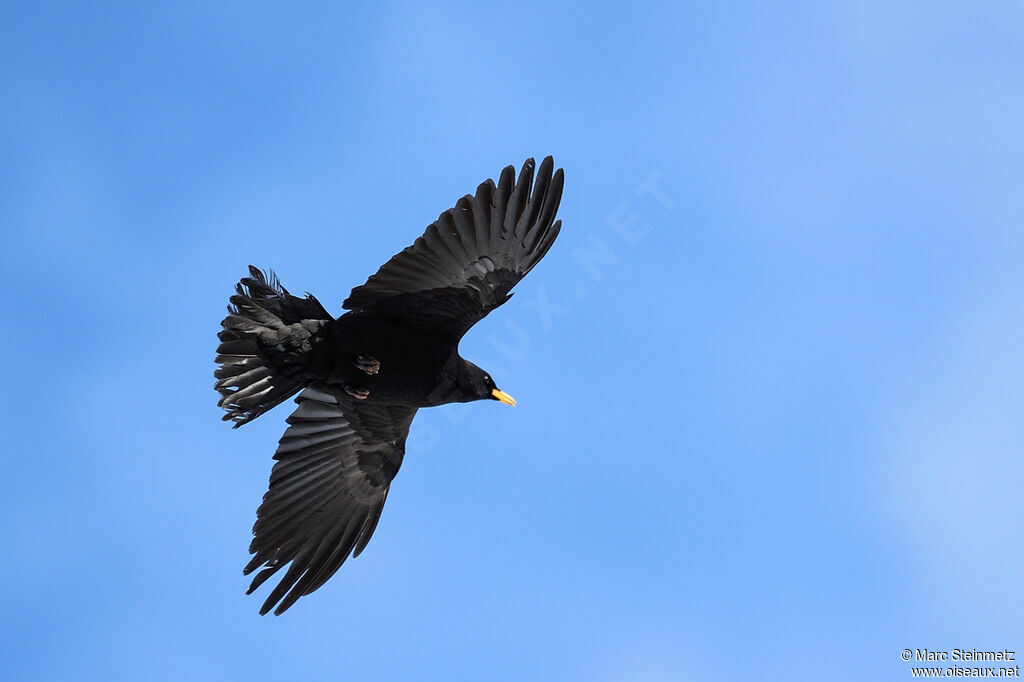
215,157,564,614
308,311,502,407
323,314,456,404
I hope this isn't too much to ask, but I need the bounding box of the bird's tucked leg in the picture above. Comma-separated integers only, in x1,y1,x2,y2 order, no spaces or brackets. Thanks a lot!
355,354,380,375
344,385,370,400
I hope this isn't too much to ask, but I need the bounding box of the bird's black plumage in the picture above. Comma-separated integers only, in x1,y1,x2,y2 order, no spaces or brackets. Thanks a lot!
215,157,564,614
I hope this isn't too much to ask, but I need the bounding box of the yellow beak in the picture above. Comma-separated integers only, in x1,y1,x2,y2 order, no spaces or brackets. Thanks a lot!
491,388,516,407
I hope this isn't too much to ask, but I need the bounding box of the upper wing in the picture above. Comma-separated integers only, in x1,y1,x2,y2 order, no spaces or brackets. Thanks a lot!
342,156,564,339
244,386,417,615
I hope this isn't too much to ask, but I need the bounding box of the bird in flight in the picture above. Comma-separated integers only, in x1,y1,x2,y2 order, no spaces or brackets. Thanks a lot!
214,157,564,614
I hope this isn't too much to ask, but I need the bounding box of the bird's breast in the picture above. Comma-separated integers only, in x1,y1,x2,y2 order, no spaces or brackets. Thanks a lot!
325,314,456,406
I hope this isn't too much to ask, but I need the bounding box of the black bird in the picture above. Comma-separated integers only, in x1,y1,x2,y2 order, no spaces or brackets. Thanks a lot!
215,157,564,615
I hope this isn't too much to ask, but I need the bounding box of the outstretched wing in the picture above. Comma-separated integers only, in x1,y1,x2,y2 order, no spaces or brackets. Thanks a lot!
343,156,564,339
244,387,416,615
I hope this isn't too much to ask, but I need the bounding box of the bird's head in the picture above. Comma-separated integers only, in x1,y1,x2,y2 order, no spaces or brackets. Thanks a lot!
452,359,516,406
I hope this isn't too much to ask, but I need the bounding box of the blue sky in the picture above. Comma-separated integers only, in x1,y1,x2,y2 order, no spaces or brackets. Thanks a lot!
2,2,1022,680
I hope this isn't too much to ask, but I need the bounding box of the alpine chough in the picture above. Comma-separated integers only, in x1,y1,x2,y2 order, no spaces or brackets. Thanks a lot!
215,157,564,614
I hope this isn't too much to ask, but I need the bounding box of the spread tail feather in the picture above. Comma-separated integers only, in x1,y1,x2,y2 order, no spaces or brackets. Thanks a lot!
215,266,332,427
